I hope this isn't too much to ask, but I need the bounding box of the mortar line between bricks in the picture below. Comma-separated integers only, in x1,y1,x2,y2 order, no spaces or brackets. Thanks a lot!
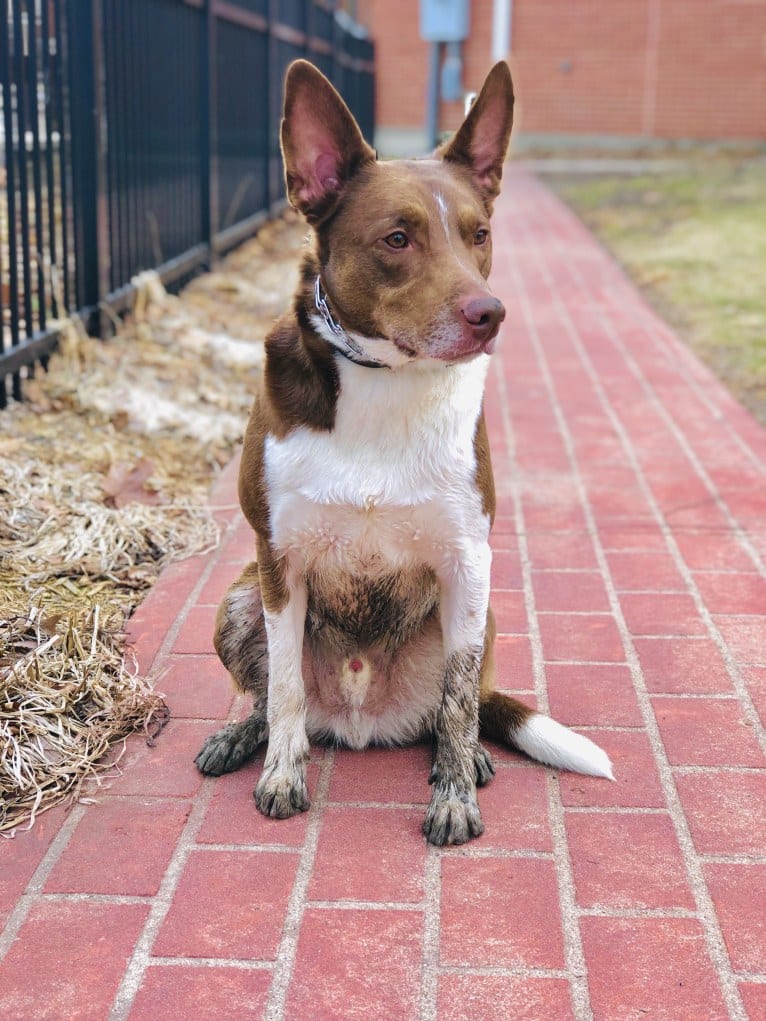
649,692,740,701
418,847,441,1021
106,775,219,1021
263,748,335,1021
307,899,423,911
493,356,593,1021
189,842,302,854
566,725,641,733
577,906,698,919
0,803,85,961
701,853,766,865
148,956,274,969
539,657,660,667
40,893,151,905
438,964,570,979
432,846,554,861
564,805,668,815
324,800,428,810
518,187,749,1021
534,190,766,760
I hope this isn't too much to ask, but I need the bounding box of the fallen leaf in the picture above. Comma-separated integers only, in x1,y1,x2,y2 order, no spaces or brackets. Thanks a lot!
102,458,161,508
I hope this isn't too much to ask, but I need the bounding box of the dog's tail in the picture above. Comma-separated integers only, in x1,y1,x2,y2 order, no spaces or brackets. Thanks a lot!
479,692,614,779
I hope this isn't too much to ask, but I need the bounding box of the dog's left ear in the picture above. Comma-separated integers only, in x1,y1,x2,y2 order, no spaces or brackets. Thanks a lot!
281,60,377,224
439,62,514,209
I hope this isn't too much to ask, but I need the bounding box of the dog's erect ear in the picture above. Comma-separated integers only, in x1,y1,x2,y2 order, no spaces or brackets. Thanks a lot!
439,62,514,208
281,60,376,224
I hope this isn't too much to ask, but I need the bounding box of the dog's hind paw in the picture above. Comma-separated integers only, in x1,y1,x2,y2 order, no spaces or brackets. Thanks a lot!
195,716,266,776
474,743,495,787
254,764,310,819
423,786,484,846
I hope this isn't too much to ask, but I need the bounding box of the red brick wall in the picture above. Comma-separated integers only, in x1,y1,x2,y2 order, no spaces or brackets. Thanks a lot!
511,0,650,135
364,0,766,141
651,0,766,138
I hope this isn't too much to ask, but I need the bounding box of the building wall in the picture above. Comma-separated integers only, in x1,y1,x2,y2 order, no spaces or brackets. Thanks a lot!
362,0,766,151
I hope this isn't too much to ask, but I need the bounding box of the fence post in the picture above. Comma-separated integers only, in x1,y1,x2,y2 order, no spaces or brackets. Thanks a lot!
65,0,110,335
201,0,218,260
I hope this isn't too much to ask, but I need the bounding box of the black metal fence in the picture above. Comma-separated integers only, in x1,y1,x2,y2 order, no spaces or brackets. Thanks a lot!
0,0,375,408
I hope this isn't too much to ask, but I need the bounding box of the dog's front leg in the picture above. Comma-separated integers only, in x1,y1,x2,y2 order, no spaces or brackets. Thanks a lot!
254,558,311,819
424,543,491,846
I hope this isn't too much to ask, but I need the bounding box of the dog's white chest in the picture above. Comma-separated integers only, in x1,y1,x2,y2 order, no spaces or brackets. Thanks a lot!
264,358,491,574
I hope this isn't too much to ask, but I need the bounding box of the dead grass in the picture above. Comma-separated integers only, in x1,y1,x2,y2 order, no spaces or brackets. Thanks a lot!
547,154,766,425
0,607,167,832
1,212,306,833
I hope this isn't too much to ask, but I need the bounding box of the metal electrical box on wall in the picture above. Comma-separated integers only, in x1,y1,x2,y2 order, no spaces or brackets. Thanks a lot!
419,0,470,42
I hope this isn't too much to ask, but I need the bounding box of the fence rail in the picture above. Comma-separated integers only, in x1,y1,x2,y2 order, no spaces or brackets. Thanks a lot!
0,0,375,408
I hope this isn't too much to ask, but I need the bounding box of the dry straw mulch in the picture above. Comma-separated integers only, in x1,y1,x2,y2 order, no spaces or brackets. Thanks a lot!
1,214,305,833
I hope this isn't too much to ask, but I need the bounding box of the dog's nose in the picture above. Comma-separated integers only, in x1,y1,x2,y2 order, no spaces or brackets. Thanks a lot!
461,296,506,345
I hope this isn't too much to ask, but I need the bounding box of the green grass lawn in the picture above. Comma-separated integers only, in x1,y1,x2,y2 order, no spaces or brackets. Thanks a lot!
548,156,766,425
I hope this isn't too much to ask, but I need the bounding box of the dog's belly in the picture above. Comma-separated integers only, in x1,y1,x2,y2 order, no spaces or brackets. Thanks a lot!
276,501,446,748
303,608,445,749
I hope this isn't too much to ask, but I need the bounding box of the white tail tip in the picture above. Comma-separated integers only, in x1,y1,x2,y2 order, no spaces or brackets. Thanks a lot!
515,714,614,780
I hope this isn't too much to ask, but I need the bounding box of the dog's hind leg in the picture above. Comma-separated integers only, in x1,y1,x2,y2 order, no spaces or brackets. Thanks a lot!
473,609,497,788
195,563,269,776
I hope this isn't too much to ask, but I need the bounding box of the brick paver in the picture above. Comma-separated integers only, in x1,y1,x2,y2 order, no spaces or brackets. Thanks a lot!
2,168,765,1020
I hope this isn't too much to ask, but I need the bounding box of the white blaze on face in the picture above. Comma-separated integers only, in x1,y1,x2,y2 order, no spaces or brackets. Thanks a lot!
434,190,480,283
434,191,457,256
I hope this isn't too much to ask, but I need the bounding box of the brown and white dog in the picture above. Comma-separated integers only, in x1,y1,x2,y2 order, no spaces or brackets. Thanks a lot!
195,59,613,845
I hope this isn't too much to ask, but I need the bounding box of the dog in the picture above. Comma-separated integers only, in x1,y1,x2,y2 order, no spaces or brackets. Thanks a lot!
195,59,613,845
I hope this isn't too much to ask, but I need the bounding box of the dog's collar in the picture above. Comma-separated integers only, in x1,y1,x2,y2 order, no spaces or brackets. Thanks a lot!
313,276,388,369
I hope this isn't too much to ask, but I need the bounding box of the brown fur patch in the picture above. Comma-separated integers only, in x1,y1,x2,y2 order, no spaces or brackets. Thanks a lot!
473,409,496,523
479,692,535,744
478,605,535,741
263,300,339,438
479,605,497,700
238,391,270,536
305,565,439,652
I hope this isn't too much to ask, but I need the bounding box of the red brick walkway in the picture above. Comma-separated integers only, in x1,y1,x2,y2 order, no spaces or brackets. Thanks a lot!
2,169,765,1021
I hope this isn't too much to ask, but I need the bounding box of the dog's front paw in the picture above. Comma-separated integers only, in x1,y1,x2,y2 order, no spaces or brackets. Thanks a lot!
195,717,266,776
423,785,484,846
254,764,310,819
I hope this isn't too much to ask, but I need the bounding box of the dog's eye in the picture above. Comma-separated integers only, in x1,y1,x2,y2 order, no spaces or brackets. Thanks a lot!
384,231,409,250
474,228,490,246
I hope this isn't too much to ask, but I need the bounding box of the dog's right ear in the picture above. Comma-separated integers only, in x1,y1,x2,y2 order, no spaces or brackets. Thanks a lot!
281,60,376,224
438,62,514,211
